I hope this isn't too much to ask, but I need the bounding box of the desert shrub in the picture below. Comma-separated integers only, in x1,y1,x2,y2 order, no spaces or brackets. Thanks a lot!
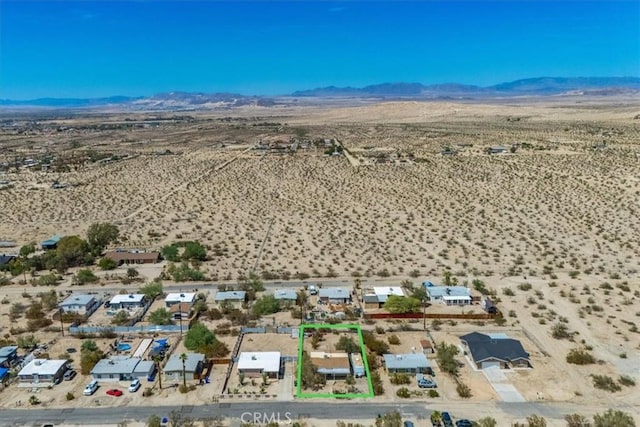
389,373,411,385
456,381,472,398
566,349,595,365
518,283,532,291
387,334,401,345
618,375,635,387
551,323,571,339
65,392,74,401
396,387,410,398
428,389,439,398
503,287,515,296
591,374,622,392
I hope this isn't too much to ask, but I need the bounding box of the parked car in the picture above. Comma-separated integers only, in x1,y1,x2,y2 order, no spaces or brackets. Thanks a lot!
417,377,437,388
128,379,141,392
455,420,473,427
403,422,415,427
63,370,76,381
83,380,99,396
442,412,454,427
106,389,123,397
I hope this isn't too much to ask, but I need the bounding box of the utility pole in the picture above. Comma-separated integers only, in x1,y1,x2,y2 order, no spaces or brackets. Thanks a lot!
59,308,65,337
423,299,427,331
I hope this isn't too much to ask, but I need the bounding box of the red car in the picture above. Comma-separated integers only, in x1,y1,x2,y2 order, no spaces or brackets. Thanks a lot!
106,389,123,397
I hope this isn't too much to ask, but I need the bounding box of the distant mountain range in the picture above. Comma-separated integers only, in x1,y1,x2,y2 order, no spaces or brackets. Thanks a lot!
1,77,638,109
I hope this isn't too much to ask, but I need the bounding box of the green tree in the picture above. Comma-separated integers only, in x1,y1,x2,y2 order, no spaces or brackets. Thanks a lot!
383,295,421,313
593,409,635,427
19,243,36,257
98,257,117,270
87,222,119,253
161,245,180,262
375,410,402,427
73,269,98,285
435,342,460,376
81,340,99,352
148,308,173,325
57,236,90,268
182,241,207,261
140,281,163,299
335,336,360,353
184,322,216,350
252,295,280,316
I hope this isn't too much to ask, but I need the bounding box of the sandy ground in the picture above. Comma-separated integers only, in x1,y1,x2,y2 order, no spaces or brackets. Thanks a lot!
1,100,639,423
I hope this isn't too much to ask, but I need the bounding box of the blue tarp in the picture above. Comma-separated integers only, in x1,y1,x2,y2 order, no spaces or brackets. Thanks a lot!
153,338,168,348
0,367,9,380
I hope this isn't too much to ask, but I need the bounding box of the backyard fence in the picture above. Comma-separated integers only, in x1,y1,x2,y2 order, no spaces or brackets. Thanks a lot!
364,312,497,320
69,324,184,335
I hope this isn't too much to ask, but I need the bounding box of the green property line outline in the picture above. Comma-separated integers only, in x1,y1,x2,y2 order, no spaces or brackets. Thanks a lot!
296,323,374,398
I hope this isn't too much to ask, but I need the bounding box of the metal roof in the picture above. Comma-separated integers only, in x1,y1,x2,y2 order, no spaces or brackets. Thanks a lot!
215,291,246,301
318,287,351,299
164,353,205,373
91,356,142,375
424,286,471,298
237,352,281,373
60,294,95,307
165,293,196,304
273,289,297,300
383,353,431,370
110,294,145,305
19,359,67,376
0,346,18,357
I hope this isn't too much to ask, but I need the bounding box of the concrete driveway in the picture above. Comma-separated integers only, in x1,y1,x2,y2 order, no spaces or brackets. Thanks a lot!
483,366,525,402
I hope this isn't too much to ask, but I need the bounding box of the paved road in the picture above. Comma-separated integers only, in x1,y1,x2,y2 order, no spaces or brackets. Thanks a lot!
3,400,637,426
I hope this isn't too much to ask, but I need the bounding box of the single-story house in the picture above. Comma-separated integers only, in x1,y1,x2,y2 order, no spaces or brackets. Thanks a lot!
310,352,350,379
214,291,246,303
423,283,472,306
164,353,206,382
460,332,531,369
41,235,61,250
363,286,406,308
0,254,16,267
237,352,281,379
0,345,19,367
104,250,160,265
349,353,365,377
383,353,432,375
59,294,98,315
18,359,68,386
318,288,352,304
273,289,297,302
91,356,155,381
169,302,192,320
165,292,196,308
420,339,434,354
109,294,146,310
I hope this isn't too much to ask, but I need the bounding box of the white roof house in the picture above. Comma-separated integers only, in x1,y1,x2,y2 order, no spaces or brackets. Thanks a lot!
109,294,145,308
237,352,281,377
18,359,68,384
423,284,472,305
165,292,196,307
214,291,246,302
59,294,97,313
371,286,405,303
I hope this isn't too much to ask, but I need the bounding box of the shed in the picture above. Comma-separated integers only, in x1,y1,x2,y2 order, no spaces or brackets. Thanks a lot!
349,353,365,377
41,235,61,250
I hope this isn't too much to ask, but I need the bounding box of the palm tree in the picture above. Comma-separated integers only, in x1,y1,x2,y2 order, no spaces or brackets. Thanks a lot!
152,355,163,390
179,353,187,389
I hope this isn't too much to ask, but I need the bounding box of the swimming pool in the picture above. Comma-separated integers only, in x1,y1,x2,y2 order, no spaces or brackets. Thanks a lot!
117,343,132,351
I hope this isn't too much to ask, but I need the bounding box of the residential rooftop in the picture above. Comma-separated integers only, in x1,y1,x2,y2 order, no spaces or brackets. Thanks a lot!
237,351,281,373
383,353,431,370
164,353,205,373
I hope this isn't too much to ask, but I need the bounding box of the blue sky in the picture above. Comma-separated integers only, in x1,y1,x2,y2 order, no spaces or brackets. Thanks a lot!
1,1,638,99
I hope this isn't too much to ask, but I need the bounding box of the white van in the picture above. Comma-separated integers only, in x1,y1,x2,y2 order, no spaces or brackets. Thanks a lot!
128,378,141,392
308,285,318,295
83,380,98,396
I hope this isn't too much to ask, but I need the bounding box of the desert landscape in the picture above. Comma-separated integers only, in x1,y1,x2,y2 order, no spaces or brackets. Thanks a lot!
1,97,639,426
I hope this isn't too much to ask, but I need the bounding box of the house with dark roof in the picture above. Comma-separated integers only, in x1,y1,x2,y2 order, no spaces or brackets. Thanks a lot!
310,351,350,379
0,254,16,268
460,332,530,369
